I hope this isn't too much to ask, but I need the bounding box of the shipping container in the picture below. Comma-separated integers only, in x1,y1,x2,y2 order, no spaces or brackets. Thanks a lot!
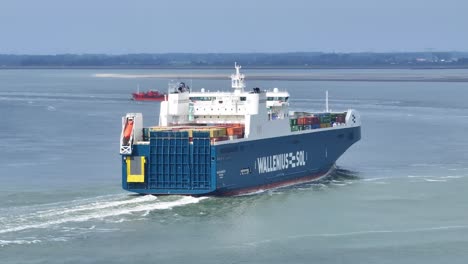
297,117,306,125
226,126,244,136
336,115,345,123
209,127,227,137
318,113,331,123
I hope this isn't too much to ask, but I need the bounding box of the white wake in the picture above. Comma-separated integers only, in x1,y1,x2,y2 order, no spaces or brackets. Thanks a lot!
0,194,206,236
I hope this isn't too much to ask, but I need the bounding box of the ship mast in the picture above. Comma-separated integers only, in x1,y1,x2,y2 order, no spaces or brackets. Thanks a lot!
326,90,329,112
231,62,246,94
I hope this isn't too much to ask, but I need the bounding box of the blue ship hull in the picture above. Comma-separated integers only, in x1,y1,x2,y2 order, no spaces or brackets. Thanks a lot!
122,126,360,196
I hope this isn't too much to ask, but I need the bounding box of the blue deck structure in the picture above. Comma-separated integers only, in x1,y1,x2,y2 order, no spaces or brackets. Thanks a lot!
122,126,360,196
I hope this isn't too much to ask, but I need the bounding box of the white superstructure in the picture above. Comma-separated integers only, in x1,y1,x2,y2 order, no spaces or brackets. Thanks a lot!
158,63,297,139
120,63,361,153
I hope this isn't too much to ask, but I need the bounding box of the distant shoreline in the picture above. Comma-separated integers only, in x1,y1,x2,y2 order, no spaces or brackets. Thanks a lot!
2,52,467,70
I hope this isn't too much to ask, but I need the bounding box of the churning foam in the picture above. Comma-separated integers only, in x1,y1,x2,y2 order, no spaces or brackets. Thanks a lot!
0,195,207,235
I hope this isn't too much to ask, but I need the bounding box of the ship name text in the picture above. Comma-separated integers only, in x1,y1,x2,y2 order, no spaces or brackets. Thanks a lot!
256,151,306,174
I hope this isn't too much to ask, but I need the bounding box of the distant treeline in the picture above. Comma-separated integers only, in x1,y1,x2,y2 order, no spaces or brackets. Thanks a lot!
1,52,468,68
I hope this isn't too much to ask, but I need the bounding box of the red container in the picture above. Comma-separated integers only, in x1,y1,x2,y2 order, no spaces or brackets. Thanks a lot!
336,116,345,123
297,117,306,125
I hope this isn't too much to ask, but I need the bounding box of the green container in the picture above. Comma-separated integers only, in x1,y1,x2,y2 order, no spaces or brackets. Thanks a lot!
291,125,299,132
290,118,297,126
320,116,331,122
318,113,331,123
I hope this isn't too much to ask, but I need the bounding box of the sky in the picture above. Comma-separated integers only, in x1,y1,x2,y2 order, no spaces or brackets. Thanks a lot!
0,0,467,54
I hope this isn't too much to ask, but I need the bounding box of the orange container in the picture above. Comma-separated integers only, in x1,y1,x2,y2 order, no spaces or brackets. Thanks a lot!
226,126,244,136
222,123,242,127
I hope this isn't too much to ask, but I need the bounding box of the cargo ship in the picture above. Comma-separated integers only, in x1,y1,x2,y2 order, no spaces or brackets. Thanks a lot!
131,82,188,101
132,90,166,101
120,64,361,196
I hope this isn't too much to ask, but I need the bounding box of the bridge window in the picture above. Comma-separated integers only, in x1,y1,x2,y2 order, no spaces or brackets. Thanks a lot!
267,97,289,102
190,97,214,101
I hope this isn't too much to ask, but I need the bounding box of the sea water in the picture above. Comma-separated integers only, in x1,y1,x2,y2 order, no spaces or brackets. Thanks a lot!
0,69,468,264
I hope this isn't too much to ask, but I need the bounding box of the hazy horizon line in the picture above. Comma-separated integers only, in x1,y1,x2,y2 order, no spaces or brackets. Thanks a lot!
1,50,468,56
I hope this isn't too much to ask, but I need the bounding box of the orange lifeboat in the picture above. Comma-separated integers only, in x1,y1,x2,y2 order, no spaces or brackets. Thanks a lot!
124,119,134,140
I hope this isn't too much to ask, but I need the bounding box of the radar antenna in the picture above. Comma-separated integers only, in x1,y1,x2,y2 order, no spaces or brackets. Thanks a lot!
231,62,246,93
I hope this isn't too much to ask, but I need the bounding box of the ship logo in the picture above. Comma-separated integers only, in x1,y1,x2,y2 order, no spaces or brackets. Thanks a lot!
256,151,306,174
